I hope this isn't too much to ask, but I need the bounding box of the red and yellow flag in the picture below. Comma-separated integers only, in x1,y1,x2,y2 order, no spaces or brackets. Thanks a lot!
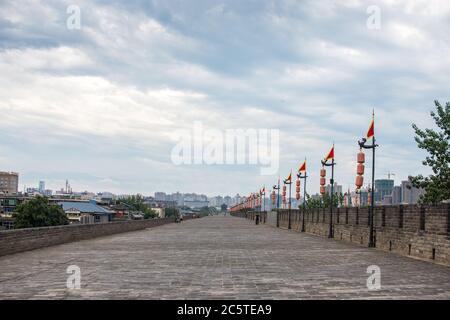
285,172,292,183
324,146,334,161
366,117,374,139
298,160,306,173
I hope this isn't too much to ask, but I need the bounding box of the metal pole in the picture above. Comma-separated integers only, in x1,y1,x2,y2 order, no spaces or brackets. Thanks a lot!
369,137,376,247
288,180,292,230
302,173,306,232
262,191,265,223
329,159,334,238
277,179,280,210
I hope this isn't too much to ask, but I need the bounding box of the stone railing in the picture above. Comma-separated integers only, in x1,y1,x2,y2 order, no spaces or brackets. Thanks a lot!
232,204,450,266
0,215,197,257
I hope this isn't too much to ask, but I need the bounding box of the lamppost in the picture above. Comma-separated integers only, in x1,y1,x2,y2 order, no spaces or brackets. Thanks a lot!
273,180,280,227
358,112,378,248
284,171,292,230
273,177,280,210
321,145,335,239
297,159,307,232
261,186,265,213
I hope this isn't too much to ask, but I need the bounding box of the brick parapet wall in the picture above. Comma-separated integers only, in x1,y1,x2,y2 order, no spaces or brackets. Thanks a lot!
232,204,450,266
0,216,198,257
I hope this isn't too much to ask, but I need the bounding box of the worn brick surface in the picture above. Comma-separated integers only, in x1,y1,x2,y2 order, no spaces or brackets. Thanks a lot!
0,216,449,299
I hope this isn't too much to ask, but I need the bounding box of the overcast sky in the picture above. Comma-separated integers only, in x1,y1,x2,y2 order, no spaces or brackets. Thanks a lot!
0,0,449,196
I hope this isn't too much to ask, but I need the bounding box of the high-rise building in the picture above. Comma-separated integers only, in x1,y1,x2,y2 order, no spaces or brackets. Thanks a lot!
401,179,425,204
0,172,19,194
154,192,167,201
391,186,402,204
374,179,394,204
325,183,342,196
39,181,45,193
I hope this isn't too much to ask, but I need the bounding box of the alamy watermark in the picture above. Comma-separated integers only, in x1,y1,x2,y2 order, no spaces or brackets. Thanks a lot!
171,122,279,175
366,265,381,290
66,5,81,30
66,265,81,289
366,5,381,30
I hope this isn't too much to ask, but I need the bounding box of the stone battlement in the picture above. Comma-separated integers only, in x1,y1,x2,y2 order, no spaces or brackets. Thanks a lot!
0,216,197,257
232,204,450,266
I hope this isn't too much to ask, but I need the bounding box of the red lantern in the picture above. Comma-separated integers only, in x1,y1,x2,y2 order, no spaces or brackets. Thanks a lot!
296,192,300,200
355,175,363,189
320,168,326,177
320,185,326,194
357,163,364,175
357,151,365,164
320,177,326,186
296,179,300,187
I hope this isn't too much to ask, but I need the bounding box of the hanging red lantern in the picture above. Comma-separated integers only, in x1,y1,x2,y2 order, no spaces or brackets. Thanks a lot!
320,177,326,186
355,175,364,189
357,163,365,175
296,192,300,200
357,151,365,164
320,185,326,194
320,168,326,177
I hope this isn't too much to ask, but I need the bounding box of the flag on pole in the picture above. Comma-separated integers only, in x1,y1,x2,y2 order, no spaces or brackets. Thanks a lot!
285,172,292,183
366,116,374,139
324,146,334,161
298,160,306,173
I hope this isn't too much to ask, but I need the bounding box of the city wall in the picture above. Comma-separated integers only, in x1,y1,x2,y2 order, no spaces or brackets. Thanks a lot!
0,216,196,257
233,204,450,266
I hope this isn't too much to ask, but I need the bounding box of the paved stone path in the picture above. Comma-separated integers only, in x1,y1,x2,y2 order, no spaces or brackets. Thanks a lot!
0,216,449,299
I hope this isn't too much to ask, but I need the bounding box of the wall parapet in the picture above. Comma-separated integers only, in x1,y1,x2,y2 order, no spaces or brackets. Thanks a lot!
0,216,197,257
232,204,450,266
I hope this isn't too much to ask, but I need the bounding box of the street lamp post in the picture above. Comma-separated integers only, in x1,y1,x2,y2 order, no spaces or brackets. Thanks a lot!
273,178,280,210
273,181,280,227
358,136,378,248
321,157,336,238
284,174,292,230
297,170,308,232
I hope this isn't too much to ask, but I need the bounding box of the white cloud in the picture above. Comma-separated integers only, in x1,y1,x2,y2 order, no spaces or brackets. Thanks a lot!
0,0,447,195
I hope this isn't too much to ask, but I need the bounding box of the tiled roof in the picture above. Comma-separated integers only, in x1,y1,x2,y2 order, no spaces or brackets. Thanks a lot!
58,201,112,215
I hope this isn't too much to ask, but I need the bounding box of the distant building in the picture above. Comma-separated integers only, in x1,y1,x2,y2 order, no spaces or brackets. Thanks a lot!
401,179,425,204
375,179,394,204
325,183,342,196
391,186,402,204
57,200,113,224
39,181,45,193
154,192,167,201
0,172,19,195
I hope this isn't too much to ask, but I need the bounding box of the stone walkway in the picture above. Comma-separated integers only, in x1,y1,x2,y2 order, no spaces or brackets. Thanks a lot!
0,216,449,299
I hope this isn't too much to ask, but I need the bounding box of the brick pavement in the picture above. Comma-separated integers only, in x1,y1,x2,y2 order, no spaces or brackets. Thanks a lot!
0,216,449,299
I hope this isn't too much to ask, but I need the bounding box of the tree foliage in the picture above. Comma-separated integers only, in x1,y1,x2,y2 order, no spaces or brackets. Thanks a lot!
120,194,157,219
164,207,179,218
302,192,344,209
13,196,69,229
410,100,450,204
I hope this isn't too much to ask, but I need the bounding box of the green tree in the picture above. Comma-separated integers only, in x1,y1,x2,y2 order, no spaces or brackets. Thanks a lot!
410,100,450,204
13,196,69,229
302,192,343,209
120,194,157,219
164,207,179,218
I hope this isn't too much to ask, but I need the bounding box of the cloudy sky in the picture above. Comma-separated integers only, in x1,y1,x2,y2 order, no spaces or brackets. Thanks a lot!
0,0,449,197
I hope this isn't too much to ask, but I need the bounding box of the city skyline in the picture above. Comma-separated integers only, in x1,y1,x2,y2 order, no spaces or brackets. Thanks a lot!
1,1,449,195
